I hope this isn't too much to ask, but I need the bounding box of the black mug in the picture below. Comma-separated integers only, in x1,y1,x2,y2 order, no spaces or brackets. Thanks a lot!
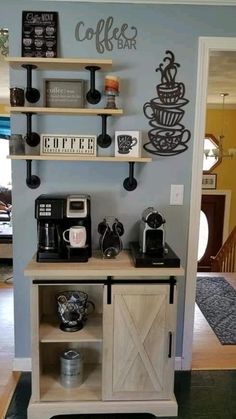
56,290,95,332
10,87,25,107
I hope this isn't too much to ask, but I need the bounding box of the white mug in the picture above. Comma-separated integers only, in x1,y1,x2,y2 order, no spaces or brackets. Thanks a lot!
63,226,86,248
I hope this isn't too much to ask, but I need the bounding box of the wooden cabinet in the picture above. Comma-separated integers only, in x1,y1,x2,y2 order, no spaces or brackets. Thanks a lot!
102,284,176,401
25,252,184,418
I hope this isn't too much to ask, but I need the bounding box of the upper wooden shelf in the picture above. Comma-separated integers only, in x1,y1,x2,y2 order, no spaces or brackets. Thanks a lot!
8,155,152,162
5,57,112,71
6,106,123,116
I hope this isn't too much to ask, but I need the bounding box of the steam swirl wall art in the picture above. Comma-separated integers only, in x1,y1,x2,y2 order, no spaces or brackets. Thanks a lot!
143,50,191,156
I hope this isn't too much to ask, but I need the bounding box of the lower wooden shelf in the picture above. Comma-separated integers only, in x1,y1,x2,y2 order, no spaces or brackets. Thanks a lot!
40,364,102,402
40,314,103,343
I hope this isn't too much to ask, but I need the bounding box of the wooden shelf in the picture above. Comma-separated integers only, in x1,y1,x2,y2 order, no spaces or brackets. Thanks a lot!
40,314,102,343
25,251,185,279
6,106,123,116
8,155,152,162
5,57,112,71
40,364,102,401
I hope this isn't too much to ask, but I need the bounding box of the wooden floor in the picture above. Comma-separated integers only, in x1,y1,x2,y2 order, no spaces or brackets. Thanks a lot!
192,272,236,370
0,274,235,415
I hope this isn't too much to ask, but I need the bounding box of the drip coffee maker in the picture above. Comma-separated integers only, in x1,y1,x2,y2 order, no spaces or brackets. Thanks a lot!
35,194,91,262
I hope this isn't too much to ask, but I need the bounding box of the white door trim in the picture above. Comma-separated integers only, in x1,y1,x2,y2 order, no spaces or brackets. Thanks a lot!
182,37,236,370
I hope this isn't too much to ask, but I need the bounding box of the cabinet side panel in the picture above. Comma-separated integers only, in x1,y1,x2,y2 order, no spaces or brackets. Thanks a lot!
31,284,40,401
102,286,114,400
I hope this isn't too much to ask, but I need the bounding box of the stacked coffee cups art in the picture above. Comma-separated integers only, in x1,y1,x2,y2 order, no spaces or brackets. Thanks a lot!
143,50,191,156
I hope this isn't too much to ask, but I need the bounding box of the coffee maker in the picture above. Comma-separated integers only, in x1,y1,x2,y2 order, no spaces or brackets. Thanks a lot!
35,194,91,262
139,207,166,256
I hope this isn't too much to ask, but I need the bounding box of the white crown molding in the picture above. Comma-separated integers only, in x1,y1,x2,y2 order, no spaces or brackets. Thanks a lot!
32,0,236,5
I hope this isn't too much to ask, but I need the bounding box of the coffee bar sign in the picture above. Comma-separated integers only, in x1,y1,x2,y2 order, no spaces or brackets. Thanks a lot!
75,16,137,54
40,134,97,156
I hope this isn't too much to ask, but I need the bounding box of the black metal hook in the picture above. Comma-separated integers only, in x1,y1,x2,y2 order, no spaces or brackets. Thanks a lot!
85,66,101,104
123,162,138,191
22,64,40,103
26,160,40,189
97,114,112,148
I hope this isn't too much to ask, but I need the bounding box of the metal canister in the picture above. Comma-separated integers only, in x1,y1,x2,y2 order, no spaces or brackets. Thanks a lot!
60,349,83,388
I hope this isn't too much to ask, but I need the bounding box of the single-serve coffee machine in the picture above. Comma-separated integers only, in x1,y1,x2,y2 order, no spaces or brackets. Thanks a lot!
35,194,91,262
139,207,166,256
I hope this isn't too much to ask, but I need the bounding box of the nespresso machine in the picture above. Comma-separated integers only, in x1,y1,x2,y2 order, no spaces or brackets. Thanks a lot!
35,194,91,262
130,207,180,268
139,207,166,256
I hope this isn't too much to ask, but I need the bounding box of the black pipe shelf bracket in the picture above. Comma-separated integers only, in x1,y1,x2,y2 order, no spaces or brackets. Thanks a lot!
26,160,40,189
25,112,40,147
123,162,138,192
97,114,112,148
23,112,41,189
21,64,40,104
85,65,101,105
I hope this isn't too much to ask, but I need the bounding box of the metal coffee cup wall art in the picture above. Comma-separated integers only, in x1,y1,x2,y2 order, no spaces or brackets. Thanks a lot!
143,50,191,156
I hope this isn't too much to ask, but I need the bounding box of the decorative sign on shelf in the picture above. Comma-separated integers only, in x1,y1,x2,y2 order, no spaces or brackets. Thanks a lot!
115,131,142,157
44,79,85,108
40,134,97,156
22,11,58,58
143,50,191,157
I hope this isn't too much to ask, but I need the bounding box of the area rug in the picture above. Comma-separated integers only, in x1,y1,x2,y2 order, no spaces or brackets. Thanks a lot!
195,276,236,345
0,263,13,283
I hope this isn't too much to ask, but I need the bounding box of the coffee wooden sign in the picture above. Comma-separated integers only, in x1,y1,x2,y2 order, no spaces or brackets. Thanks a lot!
40,134,97,156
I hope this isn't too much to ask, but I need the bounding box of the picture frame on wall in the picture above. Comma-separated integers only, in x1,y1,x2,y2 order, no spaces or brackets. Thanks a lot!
44,79,85,108
202,173,217,190
115,130,142,158
22,11,58,57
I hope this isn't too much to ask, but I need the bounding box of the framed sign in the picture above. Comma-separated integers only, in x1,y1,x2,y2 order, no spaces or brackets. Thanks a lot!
202,173,217,190
44,79,85,108
22,11,58,57
115,131,142,157
40,134,97,156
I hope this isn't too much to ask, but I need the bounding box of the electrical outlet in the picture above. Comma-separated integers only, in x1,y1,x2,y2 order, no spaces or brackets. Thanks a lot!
170,184,184,205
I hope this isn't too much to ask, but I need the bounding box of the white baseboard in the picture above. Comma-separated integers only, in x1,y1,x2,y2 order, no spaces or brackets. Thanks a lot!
13,357,32,371
14,356,183,373
175,357,183,370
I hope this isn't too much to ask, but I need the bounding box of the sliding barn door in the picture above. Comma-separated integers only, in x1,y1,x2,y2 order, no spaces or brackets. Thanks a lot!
102,284,176,401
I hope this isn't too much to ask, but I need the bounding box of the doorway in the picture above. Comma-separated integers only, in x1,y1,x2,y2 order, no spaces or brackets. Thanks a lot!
183,37,236,370
198,194,225,271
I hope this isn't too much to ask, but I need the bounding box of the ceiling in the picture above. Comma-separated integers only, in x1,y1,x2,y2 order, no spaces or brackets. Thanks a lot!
1,50,236,107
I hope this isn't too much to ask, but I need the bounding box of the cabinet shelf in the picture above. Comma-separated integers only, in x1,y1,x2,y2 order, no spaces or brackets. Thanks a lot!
8,155,151,162
40,364,102,401
7,106,123,116
40,314,102,343
5,57,112,71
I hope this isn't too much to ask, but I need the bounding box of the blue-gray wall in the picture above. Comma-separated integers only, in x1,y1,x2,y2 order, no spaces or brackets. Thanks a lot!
2,1,236,361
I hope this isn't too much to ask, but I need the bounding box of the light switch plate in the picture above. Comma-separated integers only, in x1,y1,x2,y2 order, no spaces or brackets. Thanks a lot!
170,184,184,205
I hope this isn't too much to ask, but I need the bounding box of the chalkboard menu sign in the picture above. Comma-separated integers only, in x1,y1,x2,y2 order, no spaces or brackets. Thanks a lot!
22,11,58,57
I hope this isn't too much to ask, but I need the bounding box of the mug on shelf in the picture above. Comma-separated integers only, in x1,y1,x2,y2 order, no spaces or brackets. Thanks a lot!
62,226,86,248
10,87,25,107
56,290,95,332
